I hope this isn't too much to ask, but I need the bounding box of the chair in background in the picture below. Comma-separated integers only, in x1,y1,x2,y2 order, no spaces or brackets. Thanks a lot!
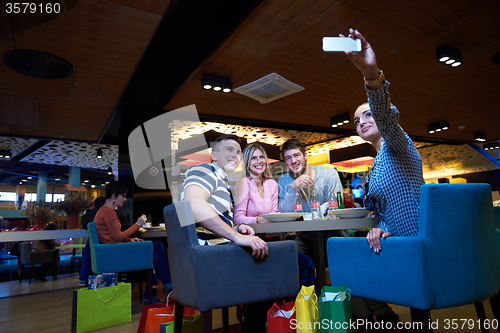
86,222,154,303
17,242,59,283
327,183,500,333
69,253,82,275
164,201,300,333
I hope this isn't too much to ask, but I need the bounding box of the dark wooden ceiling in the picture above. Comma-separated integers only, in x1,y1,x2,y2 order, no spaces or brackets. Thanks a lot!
1,0,500,185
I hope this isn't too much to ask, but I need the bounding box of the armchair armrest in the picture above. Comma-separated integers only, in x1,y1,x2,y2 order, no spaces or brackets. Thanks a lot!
327,236,427,308
174,240,300,312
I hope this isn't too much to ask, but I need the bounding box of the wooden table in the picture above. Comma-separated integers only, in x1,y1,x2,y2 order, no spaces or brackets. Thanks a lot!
250,217,375,293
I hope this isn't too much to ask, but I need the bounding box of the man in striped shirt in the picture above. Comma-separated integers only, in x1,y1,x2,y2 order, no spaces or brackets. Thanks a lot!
181,134,268,257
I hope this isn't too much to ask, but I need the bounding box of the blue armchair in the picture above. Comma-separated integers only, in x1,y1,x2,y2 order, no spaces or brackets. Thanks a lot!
87,222,154,302
163,201,300,333
327,184,500,329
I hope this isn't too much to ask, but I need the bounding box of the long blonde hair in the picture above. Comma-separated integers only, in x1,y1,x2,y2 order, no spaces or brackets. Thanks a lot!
242,143,272,179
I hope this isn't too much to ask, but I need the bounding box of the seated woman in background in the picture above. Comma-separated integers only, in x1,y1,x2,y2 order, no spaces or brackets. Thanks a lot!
94,180,172,303
234,143,276,225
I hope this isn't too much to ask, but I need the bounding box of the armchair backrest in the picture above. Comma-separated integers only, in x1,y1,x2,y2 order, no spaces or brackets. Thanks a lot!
418,183,500,305
86,222,153,274
18,242,32,265
163,201,197,303
163,200,200,247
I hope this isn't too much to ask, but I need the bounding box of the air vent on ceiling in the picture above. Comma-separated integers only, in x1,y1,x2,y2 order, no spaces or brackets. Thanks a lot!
2,50,74,79
233,73,304,104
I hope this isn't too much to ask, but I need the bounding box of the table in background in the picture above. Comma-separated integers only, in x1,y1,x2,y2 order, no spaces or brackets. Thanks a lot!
0,229,88,242
250,217,375,293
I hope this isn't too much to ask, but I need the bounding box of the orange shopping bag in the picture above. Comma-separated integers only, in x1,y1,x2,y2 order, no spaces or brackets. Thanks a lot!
144,294,196,333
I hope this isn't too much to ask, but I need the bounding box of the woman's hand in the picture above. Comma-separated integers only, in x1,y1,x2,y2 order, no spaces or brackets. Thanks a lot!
366,228,392,253
340,29,379,81
136,214,147,227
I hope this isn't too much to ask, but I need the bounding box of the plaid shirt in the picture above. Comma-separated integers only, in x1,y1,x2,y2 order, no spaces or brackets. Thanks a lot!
365,81,424,236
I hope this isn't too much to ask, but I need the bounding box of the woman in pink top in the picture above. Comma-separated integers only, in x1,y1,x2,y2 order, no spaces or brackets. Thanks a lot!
234,143,277,225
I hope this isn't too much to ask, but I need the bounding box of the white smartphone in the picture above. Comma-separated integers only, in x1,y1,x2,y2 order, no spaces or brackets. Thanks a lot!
322,37,362,52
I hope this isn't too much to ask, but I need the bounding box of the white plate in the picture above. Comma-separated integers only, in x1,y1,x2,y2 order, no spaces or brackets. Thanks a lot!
261,212,303,222
331,208,369,219
142,226,165,231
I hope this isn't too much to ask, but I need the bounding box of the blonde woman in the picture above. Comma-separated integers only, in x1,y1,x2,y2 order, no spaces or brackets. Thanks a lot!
234,143,277,225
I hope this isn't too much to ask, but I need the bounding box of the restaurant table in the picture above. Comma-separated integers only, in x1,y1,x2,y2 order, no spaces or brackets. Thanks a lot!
0,229,88,242
138,218,375,293
250,217,375,294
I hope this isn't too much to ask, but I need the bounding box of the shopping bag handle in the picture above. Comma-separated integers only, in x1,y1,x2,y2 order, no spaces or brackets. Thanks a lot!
268,303,296,319
94,286,119,303
183,315,199,323
332,288,351,301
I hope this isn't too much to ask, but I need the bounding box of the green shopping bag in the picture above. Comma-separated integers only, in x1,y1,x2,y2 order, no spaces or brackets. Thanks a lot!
160,315,201,333
71,282,131,333
295,285,320,333
319,286,353,333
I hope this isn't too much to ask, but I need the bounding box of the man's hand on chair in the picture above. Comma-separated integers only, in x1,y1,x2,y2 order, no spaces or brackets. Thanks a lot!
233,234,269,259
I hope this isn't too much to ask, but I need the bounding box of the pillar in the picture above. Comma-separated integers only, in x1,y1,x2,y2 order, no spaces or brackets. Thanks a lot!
37,172,47,202
69,166,81,188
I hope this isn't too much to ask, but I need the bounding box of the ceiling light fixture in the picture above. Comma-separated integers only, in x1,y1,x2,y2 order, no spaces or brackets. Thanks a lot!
201,74,232,93
427,120,449,134
483,142,500,150
0,150,12,158
96,148,103,158
330,113,350,128
107,167,113,175
436,45,462,67
54,175,61,181
474,132,486,142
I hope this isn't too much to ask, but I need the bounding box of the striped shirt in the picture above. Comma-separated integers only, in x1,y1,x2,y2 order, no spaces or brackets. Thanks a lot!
181,163,233,245
365,81,424,236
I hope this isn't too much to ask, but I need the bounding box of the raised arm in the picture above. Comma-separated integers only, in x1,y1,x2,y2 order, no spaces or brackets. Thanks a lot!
344,29,406,151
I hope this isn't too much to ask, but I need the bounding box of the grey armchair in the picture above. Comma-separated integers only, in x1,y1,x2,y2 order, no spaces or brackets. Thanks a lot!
163,201,300,333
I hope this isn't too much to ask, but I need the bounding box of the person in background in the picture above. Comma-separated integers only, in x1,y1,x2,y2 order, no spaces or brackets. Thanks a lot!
278,139,344,264
32,223,60,281
234,143,275,225
94,180,172,303
81,196,106,230
182,135,314,333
